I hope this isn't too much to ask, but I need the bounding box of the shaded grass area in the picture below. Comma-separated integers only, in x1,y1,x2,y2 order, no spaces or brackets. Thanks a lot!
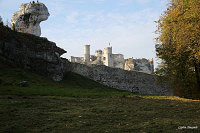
0,64,200,132
0,64,132,97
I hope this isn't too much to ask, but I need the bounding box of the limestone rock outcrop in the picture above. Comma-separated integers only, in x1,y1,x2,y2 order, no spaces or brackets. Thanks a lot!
0,24,67,81
11,1,50,36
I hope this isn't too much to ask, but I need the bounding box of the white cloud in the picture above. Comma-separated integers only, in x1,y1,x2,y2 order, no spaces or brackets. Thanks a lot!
93,0,105,3
65,12,80,24
137,0,152,4
119,0,152,6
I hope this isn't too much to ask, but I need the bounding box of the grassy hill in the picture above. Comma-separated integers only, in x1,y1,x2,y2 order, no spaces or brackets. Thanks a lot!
0,63,200,132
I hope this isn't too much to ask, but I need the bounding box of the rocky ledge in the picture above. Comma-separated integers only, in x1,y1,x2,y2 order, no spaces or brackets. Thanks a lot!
0,24,67,81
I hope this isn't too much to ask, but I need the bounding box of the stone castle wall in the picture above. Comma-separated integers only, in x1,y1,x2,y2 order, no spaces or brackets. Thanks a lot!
125,58,154,74
69,62,173,96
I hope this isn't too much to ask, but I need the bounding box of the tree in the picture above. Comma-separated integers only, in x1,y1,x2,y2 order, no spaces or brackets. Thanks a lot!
6,19,10,28
0,16,2,23
155,0,200,97
11,23,16,31
0,16,3,26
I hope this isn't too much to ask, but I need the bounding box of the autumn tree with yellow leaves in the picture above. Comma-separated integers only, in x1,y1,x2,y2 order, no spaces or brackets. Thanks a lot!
156,0,200,98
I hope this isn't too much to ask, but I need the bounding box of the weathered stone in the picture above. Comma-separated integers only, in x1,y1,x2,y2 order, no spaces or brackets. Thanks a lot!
11,2,50,36
18,81,29,87
0,25,67,81
125,58,154,74
69,63,173,96
70,45,154,74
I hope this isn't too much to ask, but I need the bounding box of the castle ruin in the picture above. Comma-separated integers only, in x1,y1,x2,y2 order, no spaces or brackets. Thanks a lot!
0,1,172,96
70,44,154,74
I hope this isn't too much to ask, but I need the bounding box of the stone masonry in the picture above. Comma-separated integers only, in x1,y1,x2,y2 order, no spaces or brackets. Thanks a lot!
69,62,173,96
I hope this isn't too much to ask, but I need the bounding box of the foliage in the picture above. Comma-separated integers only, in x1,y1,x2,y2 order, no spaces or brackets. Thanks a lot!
11,23,16,31
0,18,3,26
155,0,200,98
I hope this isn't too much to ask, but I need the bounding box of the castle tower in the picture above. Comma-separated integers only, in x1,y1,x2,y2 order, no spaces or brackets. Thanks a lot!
84,45,90,63
103,46,113,67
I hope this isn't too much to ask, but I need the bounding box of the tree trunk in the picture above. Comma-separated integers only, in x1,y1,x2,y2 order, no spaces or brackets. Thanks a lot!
194,62,200,91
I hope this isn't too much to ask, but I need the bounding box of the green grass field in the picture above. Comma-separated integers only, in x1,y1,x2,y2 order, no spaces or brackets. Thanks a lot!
0,64,200,132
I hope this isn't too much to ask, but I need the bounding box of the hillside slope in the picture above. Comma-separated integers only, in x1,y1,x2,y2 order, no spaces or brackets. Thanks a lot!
0,63,129,97
0,64,200,132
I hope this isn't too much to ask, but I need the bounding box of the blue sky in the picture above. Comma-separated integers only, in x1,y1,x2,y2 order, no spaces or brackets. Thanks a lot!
0,0,168,67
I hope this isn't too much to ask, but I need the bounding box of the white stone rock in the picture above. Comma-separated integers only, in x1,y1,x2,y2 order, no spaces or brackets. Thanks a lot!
11,2,50,36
